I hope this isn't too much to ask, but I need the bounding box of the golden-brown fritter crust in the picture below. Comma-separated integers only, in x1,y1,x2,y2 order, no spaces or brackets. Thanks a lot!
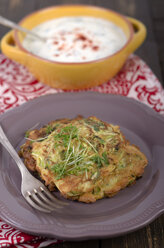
19,116,148,203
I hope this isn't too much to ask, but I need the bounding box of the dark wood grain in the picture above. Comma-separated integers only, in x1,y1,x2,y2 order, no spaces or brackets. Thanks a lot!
48,240,100,248
0,0,164,248
150,18,164,83
150,0,164,19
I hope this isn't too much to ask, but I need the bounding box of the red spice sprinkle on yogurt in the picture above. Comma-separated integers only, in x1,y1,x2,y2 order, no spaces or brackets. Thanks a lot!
92,46,99,51
23,16,127,63
75,33,88,41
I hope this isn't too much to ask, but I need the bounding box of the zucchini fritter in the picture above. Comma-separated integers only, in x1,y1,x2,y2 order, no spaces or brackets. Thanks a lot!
19,116,148,203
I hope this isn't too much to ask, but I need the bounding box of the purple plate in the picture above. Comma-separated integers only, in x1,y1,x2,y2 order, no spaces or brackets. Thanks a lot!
0,92,164,240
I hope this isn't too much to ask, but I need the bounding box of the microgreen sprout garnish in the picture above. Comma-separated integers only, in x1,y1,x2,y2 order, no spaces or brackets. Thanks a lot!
53,125,78,147
50,130,110,179
94,136,105,144
31,122,111,180
50,125,88,179
83,137,97,153
91,155,103,168
25,136,49,142
102,152,109,165
84,119,105,131
46,125,54,134
25,130,30,138
49,125,99,179
46,123,59,134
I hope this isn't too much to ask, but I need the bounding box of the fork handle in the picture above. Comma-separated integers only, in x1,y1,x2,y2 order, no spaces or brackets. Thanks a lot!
0,125,29,175
0,15,46,42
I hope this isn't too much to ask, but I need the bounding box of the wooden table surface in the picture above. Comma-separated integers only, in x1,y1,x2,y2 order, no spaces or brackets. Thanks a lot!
0,0,164,247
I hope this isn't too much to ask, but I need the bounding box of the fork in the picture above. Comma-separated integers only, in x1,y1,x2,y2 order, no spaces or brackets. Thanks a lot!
0,125,67,213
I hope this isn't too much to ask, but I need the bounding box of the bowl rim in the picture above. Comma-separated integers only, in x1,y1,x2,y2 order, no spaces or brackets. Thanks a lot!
14,4,134,65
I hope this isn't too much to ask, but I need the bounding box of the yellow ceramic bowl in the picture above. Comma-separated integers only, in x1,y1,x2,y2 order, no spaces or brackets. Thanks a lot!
1,5,146,89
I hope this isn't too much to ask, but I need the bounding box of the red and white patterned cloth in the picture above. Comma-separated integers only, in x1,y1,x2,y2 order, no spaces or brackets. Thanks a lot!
0,54,164,114
0,53,164,247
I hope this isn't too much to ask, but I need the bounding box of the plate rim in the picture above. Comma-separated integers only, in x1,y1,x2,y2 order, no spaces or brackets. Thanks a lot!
1,92,164,123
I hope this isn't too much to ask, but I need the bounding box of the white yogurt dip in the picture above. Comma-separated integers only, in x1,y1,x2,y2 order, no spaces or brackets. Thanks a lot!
23,16,127,63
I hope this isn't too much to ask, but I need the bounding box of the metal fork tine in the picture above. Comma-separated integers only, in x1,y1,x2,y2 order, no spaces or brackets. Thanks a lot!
37,188,63,209
30,190,56,211
25,195,51,213
40,186,68,206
